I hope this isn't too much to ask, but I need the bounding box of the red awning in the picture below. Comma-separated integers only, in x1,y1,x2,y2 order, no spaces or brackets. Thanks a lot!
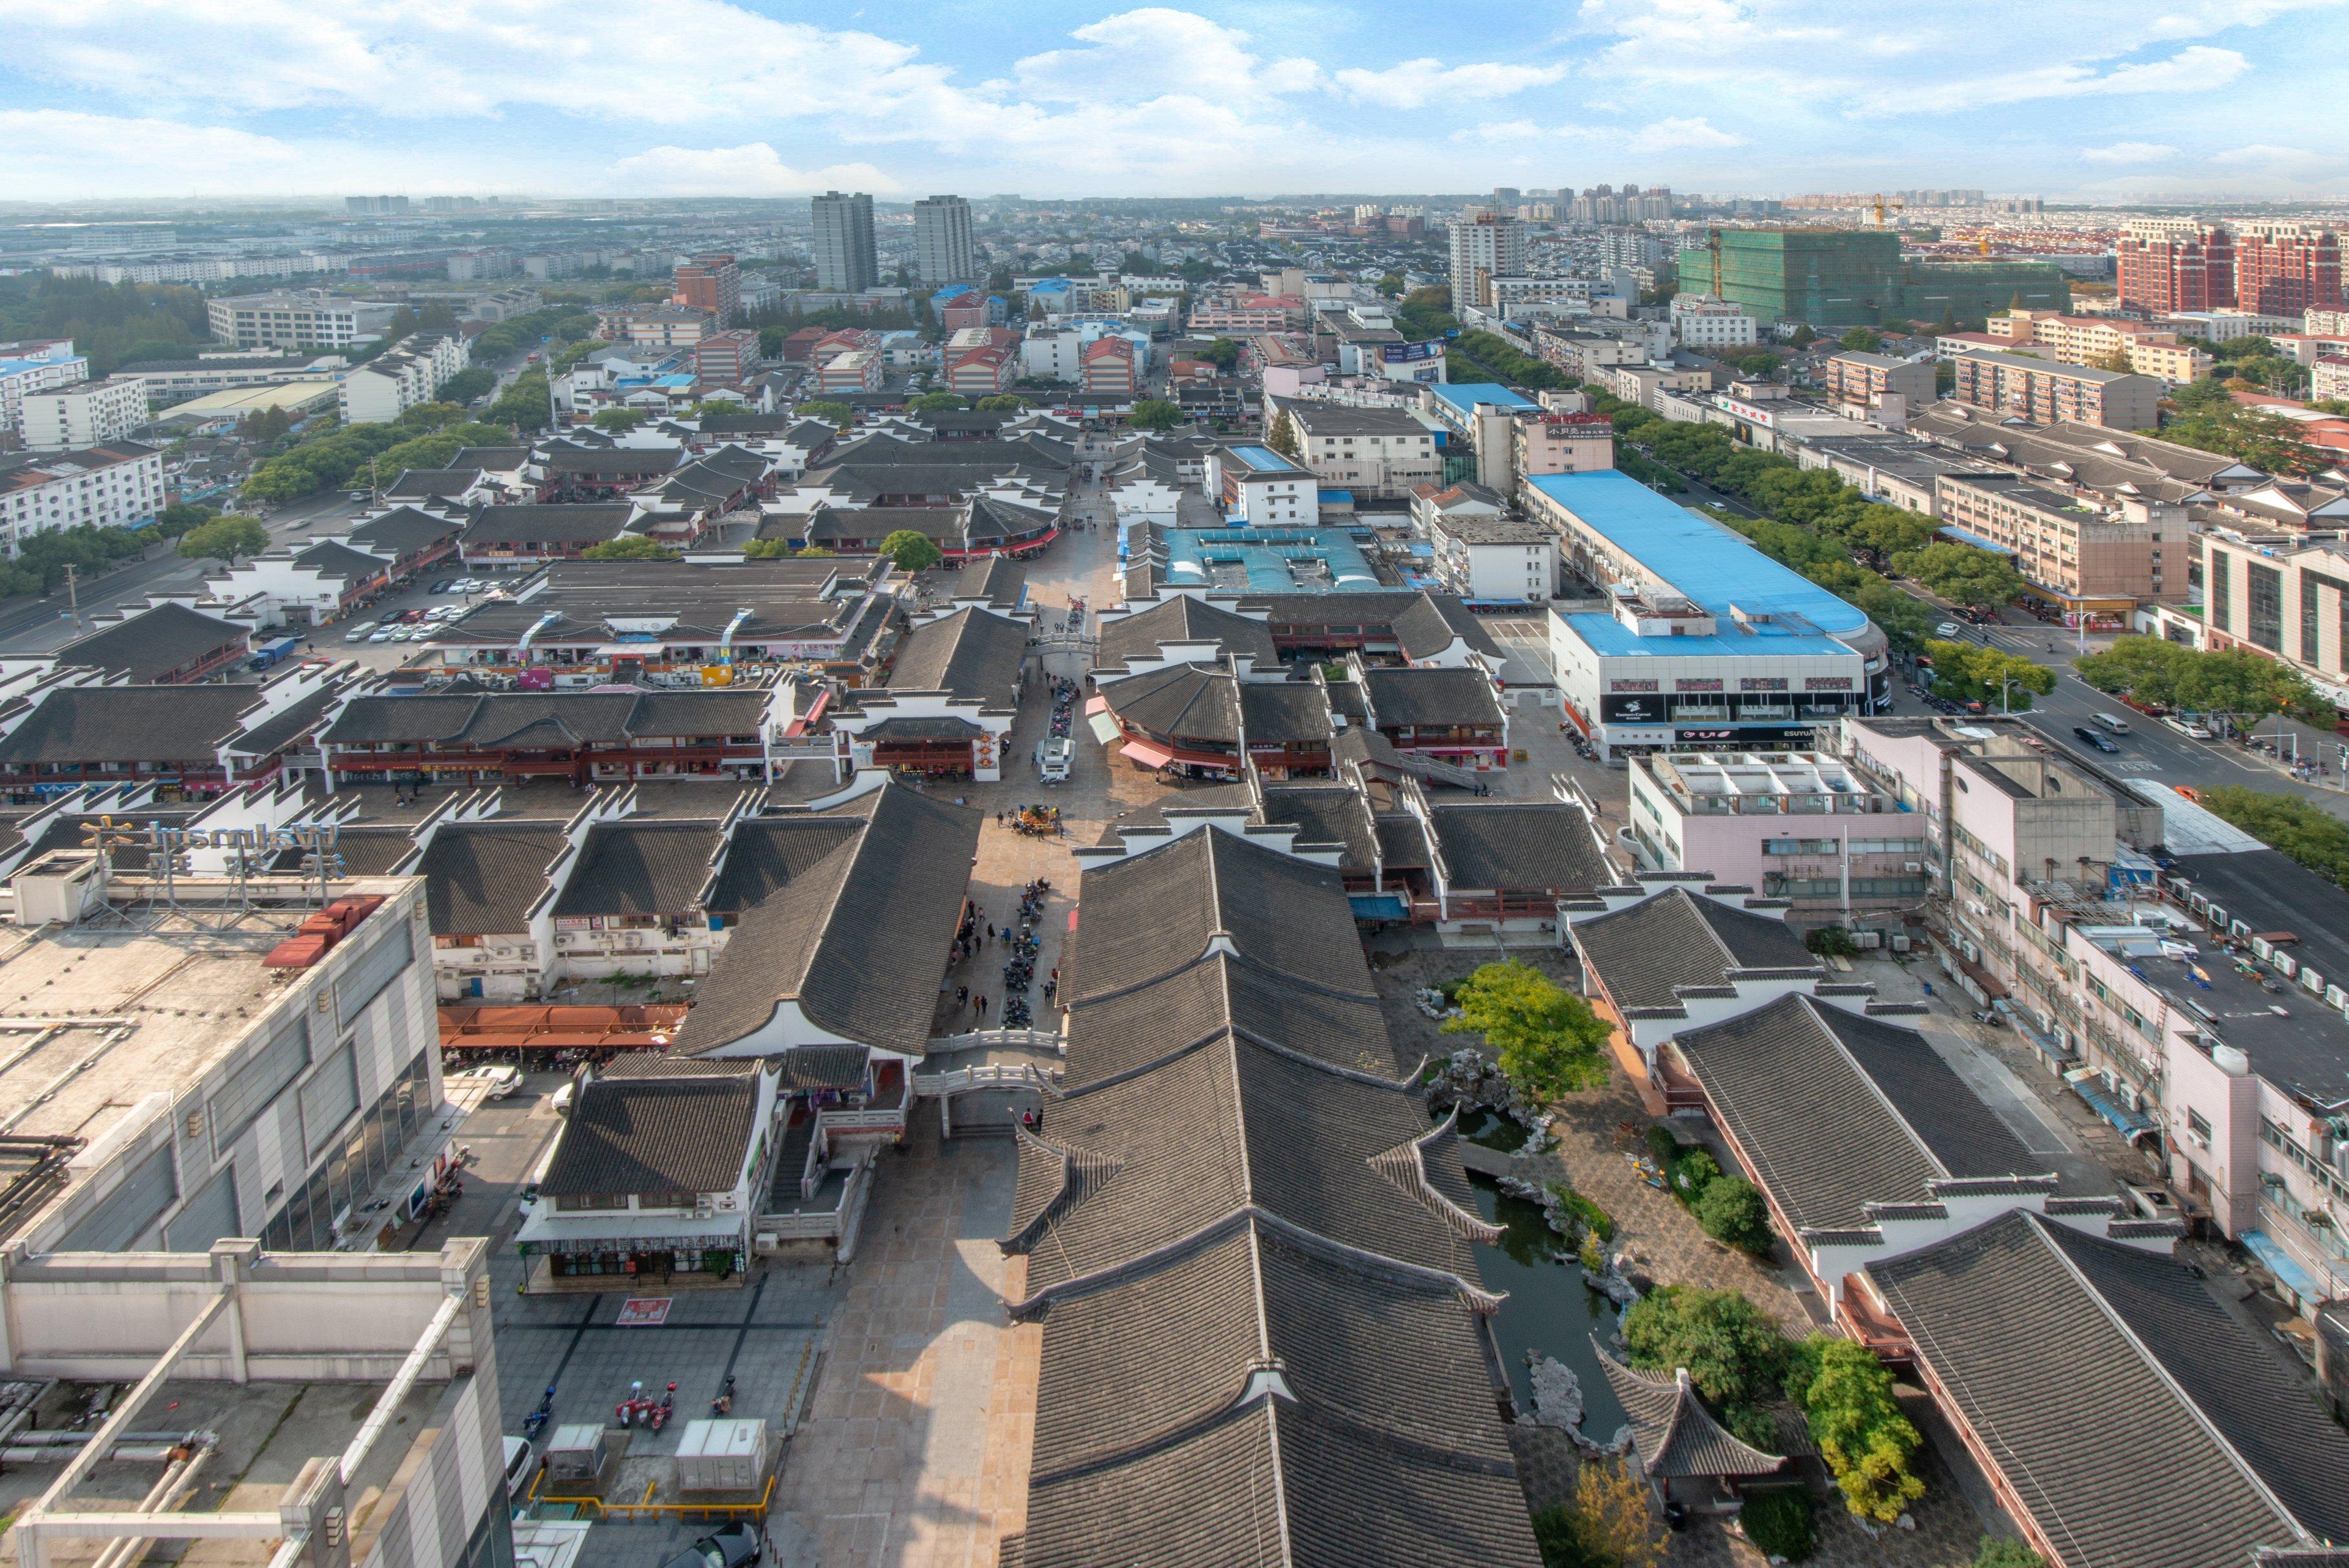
1121,738,1176,768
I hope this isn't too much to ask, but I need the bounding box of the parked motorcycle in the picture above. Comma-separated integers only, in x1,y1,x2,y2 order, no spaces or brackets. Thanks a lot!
711,1375,736,1418
616,1380,648,1427
524,1384,556,1440
649,1383,676,1433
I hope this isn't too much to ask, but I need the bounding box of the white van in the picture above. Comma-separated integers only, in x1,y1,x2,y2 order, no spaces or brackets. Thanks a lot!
1035,737,1074,783
2091,712,2132,734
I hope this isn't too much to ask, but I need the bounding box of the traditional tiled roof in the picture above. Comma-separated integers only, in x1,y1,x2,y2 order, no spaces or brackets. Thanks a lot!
1097,662,1241,743
321,689,767,749
677,781,980,1058
1570,886,1818,1014
1364,665,1504,729
537,1059,760,1200
1869,1209,2349,1568
1426,801,1609,894
1010,823,1537,1568
551,820,726,918
53,604,247,683
1594,1343,1786,1479
884,606,1027,706
1671,993,2040,1230
414,819,569,935
1097,595,1279,671
0,684,261,765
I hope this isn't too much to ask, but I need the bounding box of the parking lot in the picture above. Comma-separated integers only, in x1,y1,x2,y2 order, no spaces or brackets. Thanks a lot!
308,568,529,674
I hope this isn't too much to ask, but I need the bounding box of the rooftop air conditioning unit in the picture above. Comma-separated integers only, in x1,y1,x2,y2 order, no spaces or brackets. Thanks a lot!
1903,861,1924,874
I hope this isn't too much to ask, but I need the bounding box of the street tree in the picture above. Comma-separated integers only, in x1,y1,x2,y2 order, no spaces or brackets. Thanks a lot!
592,409,645,433
1893,541,2027,609
1923,640,2055,712
1126,398,1183,431
797,400,854,427
176,515,270,565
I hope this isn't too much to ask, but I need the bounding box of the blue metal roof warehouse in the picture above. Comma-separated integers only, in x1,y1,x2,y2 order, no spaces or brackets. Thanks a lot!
1525,470,1873,642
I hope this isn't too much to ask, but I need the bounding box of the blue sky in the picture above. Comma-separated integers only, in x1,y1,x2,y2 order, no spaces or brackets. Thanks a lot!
4,0,2346,201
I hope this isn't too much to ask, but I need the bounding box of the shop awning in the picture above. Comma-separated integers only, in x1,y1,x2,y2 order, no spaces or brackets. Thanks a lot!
2063,1070,2159,1143
1121,738,1176,768
1087,711,1124,745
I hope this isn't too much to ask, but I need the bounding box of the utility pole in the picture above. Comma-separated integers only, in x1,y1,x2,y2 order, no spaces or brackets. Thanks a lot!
62,564,82,633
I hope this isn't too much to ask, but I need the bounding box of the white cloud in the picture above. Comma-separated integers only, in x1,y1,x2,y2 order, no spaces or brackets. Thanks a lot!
2142,0,2347,37
1629,115,1742,150
1332,58,1568,110
2080,141,2179,163
1855,44,2249,113
606,144,899,196
1450,120,1551,143
0,108,536,197
2206,142,2339,167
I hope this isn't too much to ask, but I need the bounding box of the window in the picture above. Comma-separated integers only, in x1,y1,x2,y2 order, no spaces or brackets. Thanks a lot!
57,1140,178,1251
2188,1109,2213,1143
209,1013,310,1159
2247,562,2284,652
2208,549,2230,633
300,1045,362,1157
335,923,414,1028
2301,576,2322,666
165,1164,241,1252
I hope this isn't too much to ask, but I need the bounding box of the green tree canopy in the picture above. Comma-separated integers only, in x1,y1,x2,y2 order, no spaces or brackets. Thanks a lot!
484,370,555,433
1973,1539,2048,1568
1196,336,1243,370
1692,1175,1775,1255
877,529,944,573
176,515,270,565
1126,398,1183,431
1788,324,1817,347
1789,1336,1926,1523
1921,640,2056,712
1439,959,1613,1102
974,394,1026,412
796,400,854,427
579,536,677,562
1893,541,2027,609
1838,326,1883,352
2194,787,2349,886
437,367,496,405
908,391,967,413
155,502,217,538
592,409,646,433
1620,1286,1789,1413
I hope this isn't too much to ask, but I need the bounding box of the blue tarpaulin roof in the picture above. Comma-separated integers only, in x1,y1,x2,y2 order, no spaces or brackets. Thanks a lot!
1937,524,2017,557
1349,893,1409,918
2241,1230,2326,1304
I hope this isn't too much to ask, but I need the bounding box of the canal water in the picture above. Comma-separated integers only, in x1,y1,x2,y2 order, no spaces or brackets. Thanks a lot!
1468,1172,1628,1440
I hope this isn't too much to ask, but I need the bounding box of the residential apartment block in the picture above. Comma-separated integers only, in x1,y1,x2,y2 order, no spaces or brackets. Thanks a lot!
1947,349,2162,431
19,376,148,451
2228,221,2340,317
811,190,878,293
337,332,467,425
1823,351,1935,412
673,251,740,325
1935,472,2187,611
1267,402,1441,499
913,195,976,285
0,441,165,548
1078,335,1138,397
691,329,759,386
207,290,396,349
590,303,714,349
1424,508,1555,603
1668,293,1758,350
1449,212,1528,314
2117,220,2235,315
1986,310,2213,382
0,339,91,439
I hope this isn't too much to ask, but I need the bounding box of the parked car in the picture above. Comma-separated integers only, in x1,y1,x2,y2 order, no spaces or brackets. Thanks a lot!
344,626,372,642
2162,715,2213,740
368,630,394,642
1934,622,1962,638
454,1064,522,1099
429,579,455,595
502,1436,535,1501
2073,726,2121,754
663,1524,762,1568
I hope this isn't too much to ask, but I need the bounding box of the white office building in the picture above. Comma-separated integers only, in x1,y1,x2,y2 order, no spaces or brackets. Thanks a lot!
18,376,148,451
208,291,398,350
913,195,977,285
